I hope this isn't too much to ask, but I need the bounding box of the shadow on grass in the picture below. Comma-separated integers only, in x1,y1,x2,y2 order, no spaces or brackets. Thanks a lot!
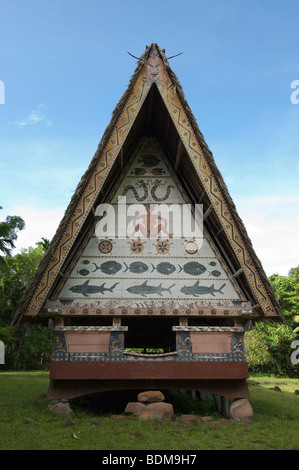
71,389,217,417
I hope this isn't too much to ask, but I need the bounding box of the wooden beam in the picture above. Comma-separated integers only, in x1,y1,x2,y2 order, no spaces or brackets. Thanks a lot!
120,148,124,170
232,268,244,278
174,140,183,171
198,190,206,204
203,204,213,221
216,227,224,237
147,87,154,134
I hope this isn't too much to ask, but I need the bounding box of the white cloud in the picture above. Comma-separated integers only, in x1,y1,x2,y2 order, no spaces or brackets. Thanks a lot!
10,206,64,253
235,196,299,276
13,104,52,128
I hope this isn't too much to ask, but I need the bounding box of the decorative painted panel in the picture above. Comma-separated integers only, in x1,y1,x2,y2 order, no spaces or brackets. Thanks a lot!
51,327,246,362
46,138,247,315
65,331,110,353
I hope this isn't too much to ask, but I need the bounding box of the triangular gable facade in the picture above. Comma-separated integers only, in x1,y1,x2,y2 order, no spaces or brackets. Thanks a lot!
45,136,248,317
13,44,282,325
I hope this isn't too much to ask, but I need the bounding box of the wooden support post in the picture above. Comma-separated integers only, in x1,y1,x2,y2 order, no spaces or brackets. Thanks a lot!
213,394,230,418
113,317,121,328
221,396,230,419
55,317,64,328
213,394,221,414
179,317,188,327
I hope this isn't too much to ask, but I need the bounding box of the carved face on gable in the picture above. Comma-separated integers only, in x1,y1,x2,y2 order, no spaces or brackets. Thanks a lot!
145,45,164,81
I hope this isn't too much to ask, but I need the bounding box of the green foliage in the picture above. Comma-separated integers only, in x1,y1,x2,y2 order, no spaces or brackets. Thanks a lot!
0,245,44,325
36,237,50,252
269,266,299,328
0,243,53,371
244,327,271,372
13,326,53,371
244,321,298,376
0,207,25,262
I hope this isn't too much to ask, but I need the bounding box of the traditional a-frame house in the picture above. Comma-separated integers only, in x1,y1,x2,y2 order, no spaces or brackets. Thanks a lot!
13,44,283,413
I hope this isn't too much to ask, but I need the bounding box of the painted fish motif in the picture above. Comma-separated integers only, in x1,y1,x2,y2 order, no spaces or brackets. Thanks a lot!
124,262,149,274
92,261,122,275
138,154,161,167
127,280,175,297
151,168,165,175
179,262,206,276
151,262,176,275
69,280,119,297
180,281,226,297
131,168,147,176
77,269,90,276
209,270,221,277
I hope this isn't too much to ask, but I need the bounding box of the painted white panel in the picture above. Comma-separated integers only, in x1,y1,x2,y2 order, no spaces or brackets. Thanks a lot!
51,137,245,310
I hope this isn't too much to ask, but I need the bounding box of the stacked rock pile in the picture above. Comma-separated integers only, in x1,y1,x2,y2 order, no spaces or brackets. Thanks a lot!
125,390,174,421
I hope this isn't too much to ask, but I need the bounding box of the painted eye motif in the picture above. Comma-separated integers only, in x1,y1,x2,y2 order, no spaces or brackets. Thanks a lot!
98,240,113,254
185,241,198,255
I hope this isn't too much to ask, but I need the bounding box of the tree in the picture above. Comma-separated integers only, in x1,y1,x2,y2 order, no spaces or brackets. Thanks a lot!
0,245,44,325
269,266,299,328
0,207,25,263
36,237,50,252
245,266,299,376
0,244,53,370
244,326,271,373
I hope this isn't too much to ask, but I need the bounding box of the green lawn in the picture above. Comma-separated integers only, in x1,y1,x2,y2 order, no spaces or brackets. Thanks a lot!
0,371,299,450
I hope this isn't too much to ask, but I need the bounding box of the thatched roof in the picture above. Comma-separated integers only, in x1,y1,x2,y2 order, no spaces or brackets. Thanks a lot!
12,44,283,325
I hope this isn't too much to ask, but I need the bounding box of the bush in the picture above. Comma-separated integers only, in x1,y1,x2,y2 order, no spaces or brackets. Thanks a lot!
244,327,271,373
244,321,299,376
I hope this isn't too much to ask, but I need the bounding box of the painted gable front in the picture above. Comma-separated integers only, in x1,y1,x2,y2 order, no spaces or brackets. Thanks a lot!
46,137,250,319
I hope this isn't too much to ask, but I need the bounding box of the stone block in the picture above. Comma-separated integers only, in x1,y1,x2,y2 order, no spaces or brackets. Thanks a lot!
180,414,198,424
48,400,73,415
139,402,174,421
230,399,254,422
137,390,165,403
124,402,147,414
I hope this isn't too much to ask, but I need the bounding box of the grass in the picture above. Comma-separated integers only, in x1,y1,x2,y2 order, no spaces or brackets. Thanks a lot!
0,371,299,450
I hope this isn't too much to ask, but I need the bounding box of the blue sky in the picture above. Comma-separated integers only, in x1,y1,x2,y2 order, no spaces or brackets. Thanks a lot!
0,0,298,276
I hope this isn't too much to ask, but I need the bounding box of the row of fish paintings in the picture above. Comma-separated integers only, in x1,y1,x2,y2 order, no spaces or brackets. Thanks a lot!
128,152,172,177
74,259,225,278
66,279,236,299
